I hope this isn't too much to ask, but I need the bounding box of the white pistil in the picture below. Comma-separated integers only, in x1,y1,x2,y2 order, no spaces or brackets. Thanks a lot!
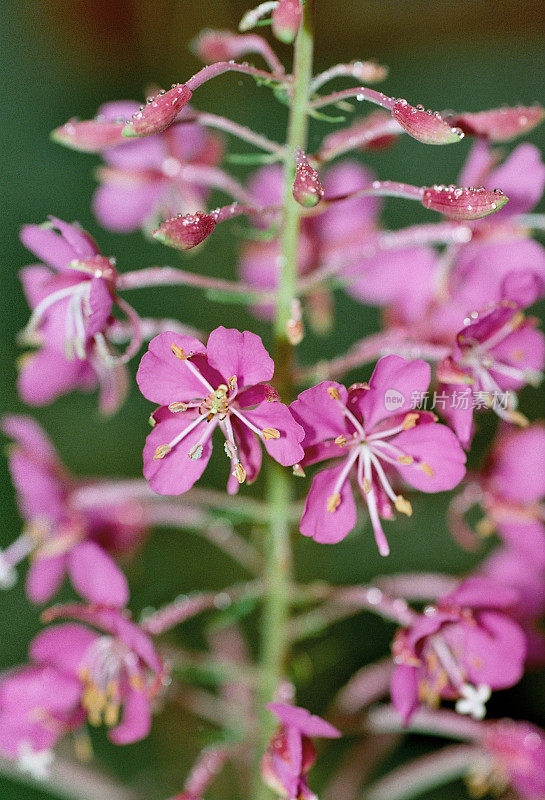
368,450,399,505
455,683,491,720
360,447,390,557
17,742,54,780
23,284,85,340
330,445,361,500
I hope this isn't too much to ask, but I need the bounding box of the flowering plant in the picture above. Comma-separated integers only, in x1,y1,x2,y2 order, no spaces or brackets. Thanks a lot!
2,3,545,799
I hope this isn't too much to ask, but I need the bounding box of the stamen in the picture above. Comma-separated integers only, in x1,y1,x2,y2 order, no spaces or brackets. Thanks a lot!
228,375,238,392
397,455,414,465
327,387,341,400
335,435,347,447
233,463,246,484
360,448,390,557
154,445,172,460
169,402,189,412
171,343,186,359
171,342,215,393
394,495,413,516
188,444,204,460
327,493,341,512
402,412,420,430
293,463,305,477
420,462,434,477
262,427,280,439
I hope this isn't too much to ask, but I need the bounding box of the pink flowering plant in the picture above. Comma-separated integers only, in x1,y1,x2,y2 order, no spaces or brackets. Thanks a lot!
3,3,545,799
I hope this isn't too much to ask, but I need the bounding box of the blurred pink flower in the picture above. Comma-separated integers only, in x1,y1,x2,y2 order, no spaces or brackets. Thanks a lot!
482,719,545,800
262,702,340,799
1,415,143,605
391,576,527,724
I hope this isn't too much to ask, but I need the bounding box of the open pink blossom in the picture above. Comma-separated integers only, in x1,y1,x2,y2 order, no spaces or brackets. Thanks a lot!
32,604,165,745
290,356,466,555
137,327,305,495
391,576,527,724
0,664,84,765
17,217,138,412
262,703,340,800
90,101,223,233
1,415,142,605
437,293,544,447
482,720,545,800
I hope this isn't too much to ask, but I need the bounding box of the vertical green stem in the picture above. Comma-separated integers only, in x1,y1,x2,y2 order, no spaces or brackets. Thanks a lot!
256,3,314,797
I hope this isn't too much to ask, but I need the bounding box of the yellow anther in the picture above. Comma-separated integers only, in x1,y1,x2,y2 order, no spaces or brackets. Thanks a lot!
188,443,204,460
327,387,341,400
420,462,434,477
168,402,188,413
262,427,281,440
154,444,172,460
335,435,347,447
509,311,525,331
228,375,238,392
104,702,120,727
508,410,530,427
129,674,144,691
397,455,414,465
402,413,419,430
327,493,341,513
148,414,157,427
476,517,495,537
395,495,413,516
292,463,306,477
233,463,246,484
362,478,371,494
171,343,186,360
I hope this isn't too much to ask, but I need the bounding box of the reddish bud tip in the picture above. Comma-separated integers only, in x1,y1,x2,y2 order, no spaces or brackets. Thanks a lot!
51,118,125,152
447,105,545,143
392,99,464,145
272,0,302,44
422,184,509,220
293,147,324,208
192,29,240,63
122,84,192,138
153,212,216,250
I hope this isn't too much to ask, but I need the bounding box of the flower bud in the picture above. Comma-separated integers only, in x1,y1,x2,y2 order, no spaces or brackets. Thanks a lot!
448,104,545,142
422,184,509,220
272,0,302,44
392,99,464,145
293,148,324,208
51,118,125,152
122,84,192,138
192,29,244,63
153,212,216,250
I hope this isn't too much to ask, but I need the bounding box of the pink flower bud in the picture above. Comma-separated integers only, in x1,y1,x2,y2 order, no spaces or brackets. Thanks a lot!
422,184,509,220
193,29,243,62
51,118,125,152
293,147,324,208
392,99,464,145
153,212,216,250
448,104,545,142
272,0,302,44
122,84,192,138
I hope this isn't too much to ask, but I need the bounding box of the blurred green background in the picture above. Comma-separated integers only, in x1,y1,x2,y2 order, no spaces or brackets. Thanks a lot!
1,0,545,798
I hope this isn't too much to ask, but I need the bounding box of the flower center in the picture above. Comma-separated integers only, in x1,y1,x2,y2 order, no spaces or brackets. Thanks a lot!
79,636,127,727
199,384,230,421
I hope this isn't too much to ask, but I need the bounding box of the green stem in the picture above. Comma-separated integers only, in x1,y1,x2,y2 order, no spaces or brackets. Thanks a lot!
255,3,314,797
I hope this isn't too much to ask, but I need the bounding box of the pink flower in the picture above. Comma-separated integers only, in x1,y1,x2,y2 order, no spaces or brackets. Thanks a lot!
239,161,383,331
35,605,164,744
482,720,545,800
290,356,466,555
18,217,136,412
0,664,84,765
137,327,305,495
262,703,340,800
391,576,527,724
478,424,545,565
1,415,142,606
437,293,544,447
90,101,223,233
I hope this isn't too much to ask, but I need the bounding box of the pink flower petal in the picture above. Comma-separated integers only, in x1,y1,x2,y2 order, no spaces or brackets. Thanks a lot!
206,327,274,388
241,401,304,466
26,555,67,604
357,355,431,431
18,348,96,407
390,664,420,725
136,332,207,405
489,424,545,504
300,463,357,544
267,703,341,738
93,180,163,233
108,687,152,745
30,623,99,676
389,423,466,492
143,410,213,495
484,143,545,217
290,381,349,448
68,541,129,607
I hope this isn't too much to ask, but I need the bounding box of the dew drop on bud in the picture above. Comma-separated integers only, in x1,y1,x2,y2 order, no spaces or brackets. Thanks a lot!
154,212,216,250
422,185,509,220
122,83,192,138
